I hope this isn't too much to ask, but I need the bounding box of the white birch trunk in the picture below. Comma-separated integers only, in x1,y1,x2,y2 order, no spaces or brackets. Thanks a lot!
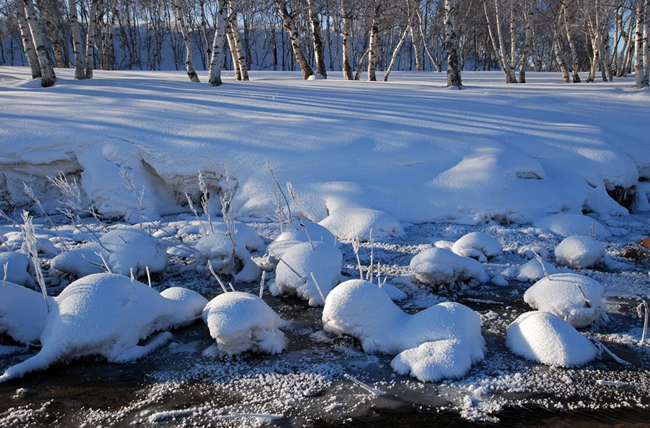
643,0,649,86
445,0,461,87
367,0,379,82
172,0,200,83
227,3,249,81
635,0,647,87
415,8,442,72
16,0,40,79
307,0,327,77
383,28,408,81
208,0,227,86
22,0,56,87
340,0,353,80
562,3,581,82
274,0,313,79
68,0,85,79
85,0,100,78
519,1,533,83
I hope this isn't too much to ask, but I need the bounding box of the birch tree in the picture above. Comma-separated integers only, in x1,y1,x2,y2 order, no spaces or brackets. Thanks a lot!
635,0,648,87
367,0,380,81
483,0,517,83
445,0,461,87
172,0,200,82
227,1,250,81
340,0,353,80
67,0,85,79
274,0,313,79
307,0,327,77
22,0,55,87
15,0,40,79
207,0,228,86
562,1,581,83
85,0,100,78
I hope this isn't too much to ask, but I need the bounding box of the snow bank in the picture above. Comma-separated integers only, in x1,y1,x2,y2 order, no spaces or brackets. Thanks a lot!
0,281,48,344
533,214,611,238
501,258,559,282
0,252,34,286
202,292,287,356
51,228,166,277
409,248,489,290
390,339,474,382
267,220,337,259
319,208,403,241
322,279,485,358
194,232,260,282
269,242,342,306
0,273,207,382
554,235,606,269
507,311,598,367
451,232,502,262
523,273,607,328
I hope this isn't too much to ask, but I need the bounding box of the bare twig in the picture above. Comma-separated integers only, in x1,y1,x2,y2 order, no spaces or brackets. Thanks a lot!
207,260,229,293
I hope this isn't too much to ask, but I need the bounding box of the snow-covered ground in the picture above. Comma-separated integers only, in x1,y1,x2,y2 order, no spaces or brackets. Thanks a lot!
1,69,650,426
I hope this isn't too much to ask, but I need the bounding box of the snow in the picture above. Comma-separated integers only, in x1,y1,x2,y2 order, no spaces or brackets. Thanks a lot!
0,252,34,286
0,281,48,344
0,273,207,382
533,214,612,238
202,291,287,356
554,235,607,269
501,258,560,282
177,221,264,251
523,273,607,328
506,311,598,368
451,232,502,262
269,241,342,306
50,228,166,277
409,248,489,289
267,220,337,259
322,279,485,358
194,232,260,282
390,339,474,382
318,207,403,241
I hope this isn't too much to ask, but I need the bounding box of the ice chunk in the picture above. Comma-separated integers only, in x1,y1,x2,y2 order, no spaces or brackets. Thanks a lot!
507,311,598,367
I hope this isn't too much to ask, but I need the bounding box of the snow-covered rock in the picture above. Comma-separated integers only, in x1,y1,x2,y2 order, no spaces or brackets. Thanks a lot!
507,311,598,367
319,208,403,241
322,279,485,359
267,220,337,260
177,221,264,251
409,248,489,290
0,273,207,382
523,273,607,328
269,241,342,306
390,339,474,382
0,252,34,286
554,235,606,269
0,281,48,344
518,245,549,260
451,232,502,262
501,258,559,282
533,214,611,238
202,291,287,356
51,228,167,277
195,232,260,282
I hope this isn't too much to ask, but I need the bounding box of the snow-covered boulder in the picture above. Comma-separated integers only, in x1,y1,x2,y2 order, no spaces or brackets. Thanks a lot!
202,292,287,356
451,232,502,262
507,311,598,367
409,248,489,290
523,273,607,328
269,241,342,306
319,208,403,241
0,252,34,286
51,228,166,277
554,235,606,269
267,220,337,259
0,273,207,382
501,258,559,283
0,281,48,344
533,214,611,238
195,233,260,282
323,279,485,359
390,339,474,383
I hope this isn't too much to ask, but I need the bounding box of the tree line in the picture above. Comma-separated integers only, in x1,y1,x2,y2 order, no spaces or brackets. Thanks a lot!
0,0,648,88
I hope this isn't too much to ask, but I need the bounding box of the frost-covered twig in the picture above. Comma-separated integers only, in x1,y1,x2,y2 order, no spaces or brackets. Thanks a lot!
344,373,386,396
259,271,266,298
184,192,208,236
50,172,107,232
0,207,18,227
220,166,238,269
120,169,145,230
21,212,48,312
145,266,152,287
586,334,632,366
638,300,649,346
352,236,363,280
277,256,307,283
286,181,314,250
532,250,550,281
310,272,326,304
366,229,374,283
207,260,229,293
265,162,292,225
2,262,7,286
197,170,214,234
22,182,69,251
95,251,112,273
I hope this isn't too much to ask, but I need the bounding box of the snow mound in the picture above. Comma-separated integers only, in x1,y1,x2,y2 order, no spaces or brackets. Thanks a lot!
507,311,598,367
554,235,606,269
502,258,559,282
267,220,337,259
202,291,287,356
518,245,549,259
51,228,166,277
322,279,485,357
269,241,342,306
194,233,260,282
177,221,264,251
409,248,489,290
451,232,502,262
0,252,34,286
0,273,207,382
533,214,611,238
319,208,403,241
523,273,607,328
390,339,474,382
0,281,48,344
